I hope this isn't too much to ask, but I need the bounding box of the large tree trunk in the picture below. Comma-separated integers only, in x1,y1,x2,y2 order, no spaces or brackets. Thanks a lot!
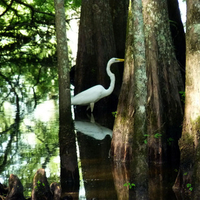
173,0,200,198
167,0,186,84
109,0,129,58
110,0,147,163
54,0,78,196
109,0,129,84
111,1,148,198
75,0,116,114
74,0,128,114
142,0,183,164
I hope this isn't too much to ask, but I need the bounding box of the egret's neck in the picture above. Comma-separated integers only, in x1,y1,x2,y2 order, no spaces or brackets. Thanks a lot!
104,61,115,96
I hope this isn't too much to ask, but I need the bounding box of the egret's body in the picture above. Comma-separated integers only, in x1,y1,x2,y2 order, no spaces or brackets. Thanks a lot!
71,58,124,112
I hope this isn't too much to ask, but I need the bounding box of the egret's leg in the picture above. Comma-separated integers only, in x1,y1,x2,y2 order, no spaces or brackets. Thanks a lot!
90,103,94,112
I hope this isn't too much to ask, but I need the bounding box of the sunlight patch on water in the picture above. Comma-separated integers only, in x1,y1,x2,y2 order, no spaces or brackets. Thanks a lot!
21,132,37,147
34,100,57,122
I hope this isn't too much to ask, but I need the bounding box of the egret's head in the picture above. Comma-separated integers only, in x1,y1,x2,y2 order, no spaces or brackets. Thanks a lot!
109,57,124,64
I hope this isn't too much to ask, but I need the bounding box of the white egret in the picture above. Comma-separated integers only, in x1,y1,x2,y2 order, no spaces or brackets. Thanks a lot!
71,57,124,112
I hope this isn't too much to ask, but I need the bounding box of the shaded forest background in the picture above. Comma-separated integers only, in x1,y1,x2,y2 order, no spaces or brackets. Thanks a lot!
1,0,200,199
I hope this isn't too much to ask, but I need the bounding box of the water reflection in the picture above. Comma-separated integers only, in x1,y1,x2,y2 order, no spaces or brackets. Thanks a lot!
77,130,117,199
74,114,112,140
0,99,60,198
0,98,181,199
74,114,117,199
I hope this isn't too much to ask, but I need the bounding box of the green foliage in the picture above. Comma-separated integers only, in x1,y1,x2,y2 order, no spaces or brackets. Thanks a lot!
167,137,174,146
66,0,82,9
154,133,162,138
144,134,149,144
123,182,136,189
179,91,185,103
144,133,163,144
169,20,178,28
174,169,178,172
34,180,45,190
0,0,81,106
186,183,193,191
0,99,60,198
112,111,117,118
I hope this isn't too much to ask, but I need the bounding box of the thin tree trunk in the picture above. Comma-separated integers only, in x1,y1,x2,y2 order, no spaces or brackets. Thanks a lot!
54,0,72,123
173,0,200,198
54,0,78,195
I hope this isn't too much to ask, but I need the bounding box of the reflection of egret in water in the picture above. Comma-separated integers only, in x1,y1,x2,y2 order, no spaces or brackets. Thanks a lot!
73,112,113,199
74,116,112,140
75,115,115,199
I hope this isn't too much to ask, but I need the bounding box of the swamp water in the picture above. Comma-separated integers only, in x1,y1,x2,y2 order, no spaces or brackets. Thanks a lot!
0,99,180,199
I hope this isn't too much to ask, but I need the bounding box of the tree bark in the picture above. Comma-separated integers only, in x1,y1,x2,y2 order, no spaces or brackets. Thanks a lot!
31,169,52,200
110,2,134,162
142,0,183,164
6,174,25,200
50,182,61,200
109,0,129,58
111,0,147,163
111,2,148,198
54,0,72,122
75,0,127,114
54,0,78,195
173,0,200,198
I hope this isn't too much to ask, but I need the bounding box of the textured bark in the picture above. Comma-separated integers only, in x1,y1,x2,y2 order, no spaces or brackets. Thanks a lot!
54,0,78,195
54,0,73,125
6,174,25,200
142,0,183,164
110,2,134,162
112,162,130,200
109,0,129,58
173,0,200,197
109,0,129,85
50,182,61,200
111,0,147,164
75,0,116,113
31,169,52,200
75,0,128,114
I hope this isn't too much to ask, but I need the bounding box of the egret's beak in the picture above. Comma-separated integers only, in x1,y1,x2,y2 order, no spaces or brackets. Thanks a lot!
117,58,124,62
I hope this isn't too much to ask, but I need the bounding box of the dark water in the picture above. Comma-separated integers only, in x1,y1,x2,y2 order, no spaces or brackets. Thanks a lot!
0,99,182,199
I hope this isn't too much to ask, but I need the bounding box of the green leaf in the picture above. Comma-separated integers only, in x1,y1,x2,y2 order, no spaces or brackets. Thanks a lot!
154,133,162,138
189,187,193,191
